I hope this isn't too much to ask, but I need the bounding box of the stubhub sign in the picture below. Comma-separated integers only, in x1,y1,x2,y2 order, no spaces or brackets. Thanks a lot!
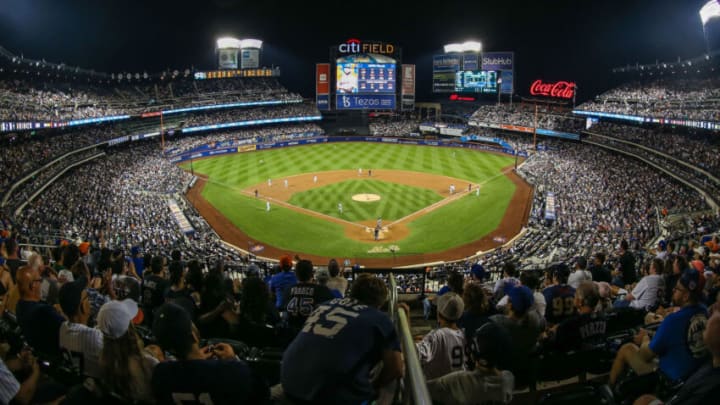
336,94,395,110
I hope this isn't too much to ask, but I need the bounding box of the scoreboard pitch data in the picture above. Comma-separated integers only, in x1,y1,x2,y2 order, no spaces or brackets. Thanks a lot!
336,63,396,94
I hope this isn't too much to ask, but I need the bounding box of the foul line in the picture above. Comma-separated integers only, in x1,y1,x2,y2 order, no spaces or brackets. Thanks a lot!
386,166,516,228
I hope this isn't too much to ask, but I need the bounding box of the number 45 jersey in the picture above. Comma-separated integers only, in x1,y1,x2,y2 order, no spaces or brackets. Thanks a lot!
281,298,401,403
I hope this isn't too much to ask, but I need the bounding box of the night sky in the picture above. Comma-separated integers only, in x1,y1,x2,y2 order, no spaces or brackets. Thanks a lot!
0,0,713,101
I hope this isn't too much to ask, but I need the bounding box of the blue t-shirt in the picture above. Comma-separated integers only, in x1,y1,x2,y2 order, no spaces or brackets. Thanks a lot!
152,359,268,405
649,304,708,381
132,256,145,277
281,298,400,403
437,285,451,296
270,272,298,308
542,285,577,324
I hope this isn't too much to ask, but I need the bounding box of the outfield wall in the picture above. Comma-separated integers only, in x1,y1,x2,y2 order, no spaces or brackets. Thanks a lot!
168,136,524,164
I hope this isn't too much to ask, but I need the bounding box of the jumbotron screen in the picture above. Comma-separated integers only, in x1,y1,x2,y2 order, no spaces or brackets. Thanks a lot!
336,62,396,94
454,70,497,93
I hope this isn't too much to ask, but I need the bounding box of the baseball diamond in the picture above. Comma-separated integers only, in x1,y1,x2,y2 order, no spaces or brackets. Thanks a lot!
183,142,532,266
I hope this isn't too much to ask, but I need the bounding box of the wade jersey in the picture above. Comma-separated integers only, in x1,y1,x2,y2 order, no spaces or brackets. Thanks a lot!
416,327,467,380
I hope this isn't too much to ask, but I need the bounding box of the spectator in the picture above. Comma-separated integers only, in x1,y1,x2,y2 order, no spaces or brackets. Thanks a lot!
325,258,347,297
97,299,157,402
616,240,638,287
609,268,709,386
424,271,464,320
493,263,519,297
281,259,334,330
0,355,40,405
497,271,546,319
15,266,65,355
57,278,103,378
663,256,687,307
164,261,196,320
415,292,467,380
142,256,169,325
152,303,269,404
590,253,612,284
635,311,720,405
426,322,514,405
281,274,403,403
615,258,665,310
568,256,592,289
542,263,577,325
269,255,297,309
314,267,342,299
544,281,607,352
459,282,491,367
235,277,281,347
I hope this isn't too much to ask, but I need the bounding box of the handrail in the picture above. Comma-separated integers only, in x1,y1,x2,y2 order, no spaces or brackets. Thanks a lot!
389,273,431,405
396,306,432,405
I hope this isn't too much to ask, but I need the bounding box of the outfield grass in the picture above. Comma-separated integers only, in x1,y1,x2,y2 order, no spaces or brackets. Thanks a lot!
186,143,516,258
288,180,443,222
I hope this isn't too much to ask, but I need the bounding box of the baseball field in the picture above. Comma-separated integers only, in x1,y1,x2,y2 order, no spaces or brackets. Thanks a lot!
183,142,532,267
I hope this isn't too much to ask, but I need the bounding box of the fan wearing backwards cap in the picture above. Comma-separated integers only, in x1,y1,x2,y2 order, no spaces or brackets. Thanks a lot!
426,322,515,405
269,255,297,309
609,268,709,387
152,303,269,404
412,292,467,380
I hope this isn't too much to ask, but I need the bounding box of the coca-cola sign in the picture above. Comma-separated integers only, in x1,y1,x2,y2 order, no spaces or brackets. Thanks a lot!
530,80,576,99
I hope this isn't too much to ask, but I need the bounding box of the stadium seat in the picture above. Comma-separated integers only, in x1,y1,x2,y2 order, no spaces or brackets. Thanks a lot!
538,384,616,405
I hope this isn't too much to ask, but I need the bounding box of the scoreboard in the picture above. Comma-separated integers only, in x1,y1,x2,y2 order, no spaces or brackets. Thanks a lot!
455,70,497,93
336,62,396,94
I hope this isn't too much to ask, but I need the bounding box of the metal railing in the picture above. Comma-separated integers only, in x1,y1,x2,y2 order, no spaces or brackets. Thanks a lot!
389,273,431,405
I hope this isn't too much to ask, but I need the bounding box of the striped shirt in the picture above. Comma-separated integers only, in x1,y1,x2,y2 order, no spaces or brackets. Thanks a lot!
0,359,19,404
58,321,104,378
416,327,467,380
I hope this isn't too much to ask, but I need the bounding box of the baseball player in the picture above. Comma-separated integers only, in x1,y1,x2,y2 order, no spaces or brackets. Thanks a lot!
377,217,382,228
358,168,362,176
266,201,271,212
254,189,258,198
267,178,272,187
284,179,288,188
449,184,455,195
313,175,318,184
338,203,343,215
476,187,480,197
374,225,380,241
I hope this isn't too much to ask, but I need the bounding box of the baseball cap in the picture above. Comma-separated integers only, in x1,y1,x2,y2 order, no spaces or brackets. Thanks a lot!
471,322,511,369
246,263,260,277
279,255,293,270
437,292,464,321
78,242,90,256
470,264,488,280
130,246,141,256
505,285,534,316
153,303,194,352
659,240,667,251
97,299,140,339
691,260,705,273
679,268,706,294
58,269,75,284
58,278,85,318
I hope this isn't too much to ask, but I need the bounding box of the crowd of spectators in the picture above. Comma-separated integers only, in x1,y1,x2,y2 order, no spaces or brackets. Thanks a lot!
586,122,720,179
369,119,420,136
0,76,301,122
180,103,319,128
577,77,720,121
469,104,585,133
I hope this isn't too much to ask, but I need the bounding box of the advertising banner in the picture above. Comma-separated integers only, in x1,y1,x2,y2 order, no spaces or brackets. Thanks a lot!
316,94,330,111
335,94,395,110
401,64,415,111
481,52,514,71
316,63,330,94
218,49,238,69
240,49,260,69
462,54,479,70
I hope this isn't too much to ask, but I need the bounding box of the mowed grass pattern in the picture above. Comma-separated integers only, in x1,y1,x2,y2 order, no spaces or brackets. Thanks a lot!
288,180,443,222
186,143,516,258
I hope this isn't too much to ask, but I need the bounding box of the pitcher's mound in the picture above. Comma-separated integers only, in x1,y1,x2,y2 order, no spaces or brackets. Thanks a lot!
352,193,381,202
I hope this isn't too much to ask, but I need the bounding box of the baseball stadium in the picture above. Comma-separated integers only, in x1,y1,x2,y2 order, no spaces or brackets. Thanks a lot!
1,0,720,404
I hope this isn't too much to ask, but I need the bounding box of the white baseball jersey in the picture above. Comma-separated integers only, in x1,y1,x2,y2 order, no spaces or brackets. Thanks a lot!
416,327,466,380
59,321,104,378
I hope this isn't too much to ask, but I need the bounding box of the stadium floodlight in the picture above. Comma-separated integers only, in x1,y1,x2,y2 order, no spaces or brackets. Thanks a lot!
443,41,482,53
216,37,242,49
239,39,263,49
700,1,720,26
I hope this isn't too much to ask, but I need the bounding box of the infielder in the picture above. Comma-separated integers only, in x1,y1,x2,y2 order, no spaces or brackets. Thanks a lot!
449,184,455,195
313,175,318,184
476,187,480,197
266,201,271,212
338,203,343,215
267,178,272,187
284,179,288,188
358,168,362,176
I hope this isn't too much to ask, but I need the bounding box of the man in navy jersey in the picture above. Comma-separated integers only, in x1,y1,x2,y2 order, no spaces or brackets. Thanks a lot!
542,263,577,325
142,256,169,324
281,274,404,404
152,303,269,404
543,281,607,352
281,259,334,330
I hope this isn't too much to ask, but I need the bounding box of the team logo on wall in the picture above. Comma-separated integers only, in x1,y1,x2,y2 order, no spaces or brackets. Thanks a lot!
249,244,265,253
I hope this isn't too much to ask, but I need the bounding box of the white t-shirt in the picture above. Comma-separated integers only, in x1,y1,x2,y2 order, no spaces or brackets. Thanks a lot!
58,321,104,378
630,274,665,310
416,327,466,380
568,270,593,289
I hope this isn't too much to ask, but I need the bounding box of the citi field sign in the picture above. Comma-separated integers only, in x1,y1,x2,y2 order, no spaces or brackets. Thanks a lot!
338,38,395,55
